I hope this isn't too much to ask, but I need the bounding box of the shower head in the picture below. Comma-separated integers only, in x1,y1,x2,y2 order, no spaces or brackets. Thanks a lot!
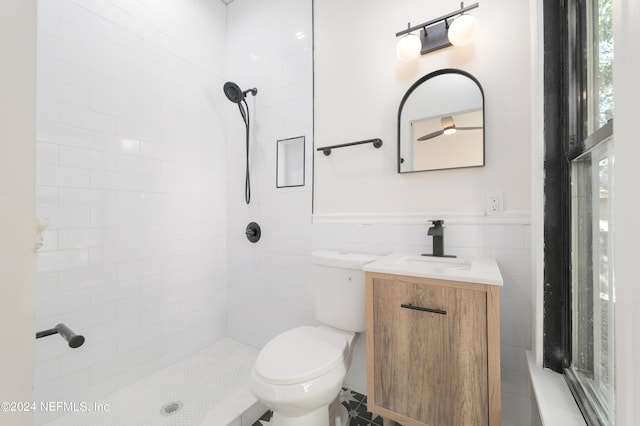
223,82,243,103
223,81,257,104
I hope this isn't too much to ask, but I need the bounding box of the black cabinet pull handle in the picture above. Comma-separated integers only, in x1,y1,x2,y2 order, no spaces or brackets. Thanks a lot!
401,303,447,315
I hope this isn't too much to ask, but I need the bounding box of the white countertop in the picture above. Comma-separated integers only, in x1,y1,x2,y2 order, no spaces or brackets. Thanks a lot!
363,253,503,286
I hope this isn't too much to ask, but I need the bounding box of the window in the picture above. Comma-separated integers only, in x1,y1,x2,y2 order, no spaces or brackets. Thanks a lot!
586,0,613,132
543,0,615,423
567,124,614,424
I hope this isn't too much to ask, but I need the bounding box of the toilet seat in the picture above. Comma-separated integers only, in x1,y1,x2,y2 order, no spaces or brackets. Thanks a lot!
255,326,348,385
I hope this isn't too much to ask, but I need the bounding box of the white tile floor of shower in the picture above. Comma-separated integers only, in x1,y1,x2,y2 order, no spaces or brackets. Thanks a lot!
45,338,265,426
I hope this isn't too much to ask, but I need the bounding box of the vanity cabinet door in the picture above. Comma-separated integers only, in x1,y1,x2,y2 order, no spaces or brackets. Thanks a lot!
368,276,490,426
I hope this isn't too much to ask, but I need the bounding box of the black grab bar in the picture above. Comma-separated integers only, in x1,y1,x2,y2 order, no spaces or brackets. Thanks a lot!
36,323,85,348
316,138,383,156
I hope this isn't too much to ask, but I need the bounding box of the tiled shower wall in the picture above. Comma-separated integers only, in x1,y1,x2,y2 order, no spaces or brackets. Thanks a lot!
225,0,314,345
225,0,537,425
33,0,227,423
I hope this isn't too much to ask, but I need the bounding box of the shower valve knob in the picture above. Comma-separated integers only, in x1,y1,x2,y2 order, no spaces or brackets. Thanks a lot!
245,222,261,243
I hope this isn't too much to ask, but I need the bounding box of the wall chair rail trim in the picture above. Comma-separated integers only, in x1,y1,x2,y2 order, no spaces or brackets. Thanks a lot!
312,211,531,225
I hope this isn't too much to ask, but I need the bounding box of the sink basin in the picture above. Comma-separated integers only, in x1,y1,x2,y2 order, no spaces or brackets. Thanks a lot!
363,253,503,286
395,255,472,271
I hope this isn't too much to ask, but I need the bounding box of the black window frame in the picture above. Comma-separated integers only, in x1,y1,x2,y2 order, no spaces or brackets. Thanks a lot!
543,0,573,374
543,0,614,424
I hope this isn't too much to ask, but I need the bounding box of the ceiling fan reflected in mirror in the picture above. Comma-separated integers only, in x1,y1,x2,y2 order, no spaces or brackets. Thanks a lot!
417,115,483,141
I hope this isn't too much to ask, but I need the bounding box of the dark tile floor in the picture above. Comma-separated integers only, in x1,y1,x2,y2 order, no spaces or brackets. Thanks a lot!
252,387,384,426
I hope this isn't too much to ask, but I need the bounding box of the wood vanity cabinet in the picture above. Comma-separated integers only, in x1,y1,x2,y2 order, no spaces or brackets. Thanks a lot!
365,272,501,426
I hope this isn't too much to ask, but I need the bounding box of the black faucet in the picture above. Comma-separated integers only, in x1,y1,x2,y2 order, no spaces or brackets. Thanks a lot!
422,220,456,258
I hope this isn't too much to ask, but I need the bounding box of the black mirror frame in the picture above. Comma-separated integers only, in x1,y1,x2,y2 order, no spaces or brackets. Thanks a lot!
397,68,485,173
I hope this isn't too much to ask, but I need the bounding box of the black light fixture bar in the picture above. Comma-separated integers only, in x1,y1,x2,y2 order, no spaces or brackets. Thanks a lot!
316,138,383,156
395,2,479,37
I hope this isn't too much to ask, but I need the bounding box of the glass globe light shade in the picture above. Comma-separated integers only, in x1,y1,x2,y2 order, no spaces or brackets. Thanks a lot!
396,33,421,62
448,14,478,46
443,127,457,135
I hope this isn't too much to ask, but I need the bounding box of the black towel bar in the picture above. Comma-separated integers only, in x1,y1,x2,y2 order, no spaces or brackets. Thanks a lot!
316,138,383,156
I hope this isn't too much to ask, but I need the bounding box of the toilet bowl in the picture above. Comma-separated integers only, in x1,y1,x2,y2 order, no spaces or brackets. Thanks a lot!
250,326,355,425
249,251,379,426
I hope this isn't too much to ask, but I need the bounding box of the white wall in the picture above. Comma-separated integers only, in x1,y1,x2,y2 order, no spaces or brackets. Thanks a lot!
612,0,640,423
225,1,536,424
314,0,532,216
225,0,315,347
0,1,37,426
33,1,227,422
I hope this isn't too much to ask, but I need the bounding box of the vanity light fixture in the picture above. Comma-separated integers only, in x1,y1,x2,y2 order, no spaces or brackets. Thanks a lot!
395,2,479,62
396,31,422,62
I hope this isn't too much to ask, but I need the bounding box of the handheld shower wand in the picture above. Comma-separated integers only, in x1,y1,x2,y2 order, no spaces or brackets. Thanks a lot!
224,82,258,205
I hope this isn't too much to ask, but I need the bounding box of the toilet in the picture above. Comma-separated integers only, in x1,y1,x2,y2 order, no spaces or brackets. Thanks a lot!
249,250,379,426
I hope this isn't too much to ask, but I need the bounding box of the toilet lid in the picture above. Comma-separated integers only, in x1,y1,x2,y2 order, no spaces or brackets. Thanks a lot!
255,326,348,385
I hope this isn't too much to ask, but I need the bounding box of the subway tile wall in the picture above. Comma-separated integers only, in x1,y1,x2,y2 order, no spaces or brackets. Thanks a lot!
225,0,314,349
34,0,228,423
225,0,537,425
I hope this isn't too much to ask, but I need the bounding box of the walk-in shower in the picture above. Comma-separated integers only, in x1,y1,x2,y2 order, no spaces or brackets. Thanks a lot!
45,339,265,426
224,81,258,204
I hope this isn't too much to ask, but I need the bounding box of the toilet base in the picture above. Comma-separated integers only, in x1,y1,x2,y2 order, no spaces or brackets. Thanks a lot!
270,396,348,426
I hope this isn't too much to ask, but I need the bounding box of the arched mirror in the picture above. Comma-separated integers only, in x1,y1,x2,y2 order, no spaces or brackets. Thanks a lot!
398,69,484,173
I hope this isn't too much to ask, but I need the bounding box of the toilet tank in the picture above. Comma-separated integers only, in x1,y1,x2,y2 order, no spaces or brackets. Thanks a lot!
311,250,380,332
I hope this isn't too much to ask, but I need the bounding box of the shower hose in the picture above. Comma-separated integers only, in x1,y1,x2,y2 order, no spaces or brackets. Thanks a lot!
239,99,251,204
